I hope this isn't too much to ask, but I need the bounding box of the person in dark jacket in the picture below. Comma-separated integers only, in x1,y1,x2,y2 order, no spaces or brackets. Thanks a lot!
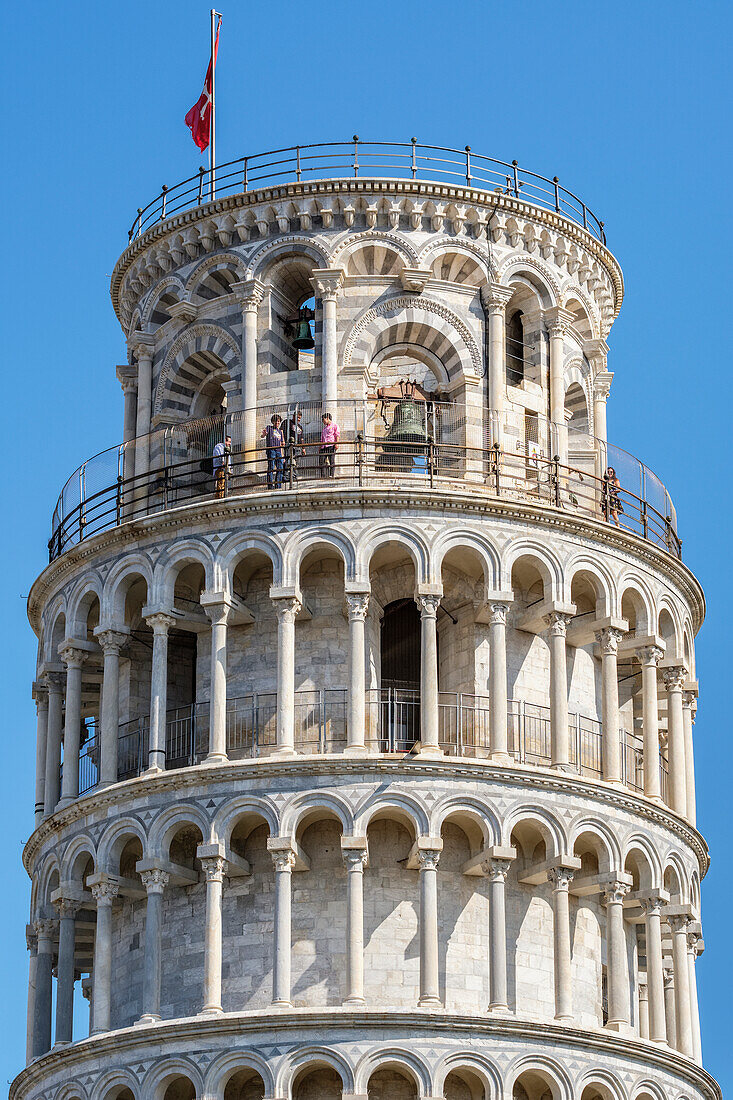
261,415,285,489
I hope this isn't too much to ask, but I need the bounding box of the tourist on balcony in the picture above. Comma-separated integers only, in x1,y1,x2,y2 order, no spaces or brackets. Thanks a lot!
262,414,285,489
602,466,624,526
319,412,340,477
212,435,232,498
284,411,305,482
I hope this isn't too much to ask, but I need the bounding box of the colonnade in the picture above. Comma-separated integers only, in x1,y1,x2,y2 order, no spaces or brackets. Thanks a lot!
32,590,697,823
27,838,704,1066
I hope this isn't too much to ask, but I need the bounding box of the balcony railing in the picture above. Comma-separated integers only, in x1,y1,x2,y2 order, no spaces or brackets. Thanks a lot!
74,691,668,804
125,139,606,244
49,403,680,561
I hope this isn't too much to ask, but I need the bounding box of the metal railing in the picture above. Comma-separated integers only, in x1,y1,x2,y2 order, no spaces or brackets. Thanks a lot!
48,403,680,561
126,139,606,244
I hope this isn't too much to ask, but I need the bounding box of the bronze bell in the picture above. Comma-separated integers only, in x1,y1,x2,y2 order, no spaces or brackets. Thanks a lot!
385,398,428,445
291,307,315,350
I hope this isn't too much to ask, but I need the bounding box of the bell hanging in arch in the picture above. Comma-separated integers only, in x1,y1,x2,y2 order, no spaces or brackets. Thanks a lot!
291,307,315,351
385,398,428,445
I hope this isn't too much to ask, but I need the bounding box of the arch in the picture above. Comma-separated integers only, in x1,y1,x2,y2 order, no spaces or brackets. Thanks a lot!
205,1051,275,1098
432,529,502,592
219,531,284,589
623,834,663,892
342,296,482,385
103,556,154,625
93,1069,141,1100
285,526,357,586
502,805,565,858
506,542,563,601
331,231,419,269
186,252,247,302
277,1047,354,1096
416,235,492,276
344,240,407,278
66,574,105,636
60,834,97,884
55,1085,90,1100
280,790,354,837
34,853,61,916
370,341,451,391
98,816,148,873
617,577,654,637
142,275,185,328
148,802,211,859
43,597,68,662
662,850,689,903
568,816,621,872
506,1055,572,1100
212,796,279,845
434,1053,502,1100
430,795,500,849
153,539,217,606
575,1068,626,1100
154,323,241,418
141,1058,204,1100
628,1082,666,1100
353,790,429,837
565,556,616,615
562,286,600,340
354,1048,431,1095
496,255,561,308
657,600,683,661
356,524,431,586
245,236,331,281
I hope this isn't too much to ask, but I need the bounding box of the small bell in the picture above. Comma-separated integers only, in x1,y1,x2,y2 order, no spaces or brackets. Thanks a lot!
291,307,315,350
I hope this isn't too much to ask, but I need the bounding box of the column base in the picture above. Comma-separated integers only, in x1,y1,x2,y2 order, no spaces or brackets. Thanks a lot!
203,753,228,766
342,996,367,1006
136,1012,161,1025
490,752,512,765
415,745,443,759
271,747,297,758
270,999,293,1008
551,763,574,773
143,764,164,777
51,1040,71,1049
56,796,74,810
198,1005,224,1016
487,1002,511,1015
343,744,369,757
554,1013,573,1023
604,1020,632,1035
418,996,442,1008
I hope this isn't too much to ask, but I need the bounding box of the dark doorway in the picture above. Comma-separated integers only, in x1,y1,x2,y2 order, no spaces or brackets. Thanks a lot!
380,598,422,751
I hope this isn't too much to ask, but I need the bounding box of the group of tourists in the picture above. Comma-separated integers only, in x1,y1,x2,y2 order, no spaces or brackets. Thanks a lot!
211,412,341,496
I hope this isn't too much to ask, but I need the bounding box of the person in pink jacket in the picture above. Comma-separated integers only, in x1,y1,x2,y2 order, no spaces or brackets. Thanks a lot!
319,412,340,477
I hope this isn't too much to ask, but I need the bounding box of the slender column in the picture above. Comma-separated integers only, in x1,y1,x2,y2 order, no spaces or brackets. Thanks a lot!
130,337,154,484
54,896,81,1044
32,684,49,827
232,280,265,456
642,896,667,1043
682,691,697,825
342,845,368,1005
416,593,442,755
663,965,676,1046
145,612,176,773
345,594,370,753
548,867,574,1021
25,927,37,1064
687,929,703,1064
602,879,631,1029
669,916,693,1056
96,629,127,788
597,628,623,782
90,879,119,1033
58,644,87,808
139,869,169,1022
486,856,513,1011
200,855,226,1015
592,370,613,444
117,366,138,505
44,674,63,815
638,646,664,801
489,604,510,761
32,919,56,1059
481,283,513,442
311,269,344,409
546,613,571,769
663,665,688,815
417,844,442,1007
546,308,573,465
638,980,650,1039
202,600,230,763
270,849,295,1005
273,597,301,754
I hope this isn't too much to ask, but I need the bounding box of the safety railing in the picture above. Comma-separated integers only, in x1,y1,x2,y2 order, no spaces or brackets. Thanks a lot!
126,139,606,244
48,405,681,562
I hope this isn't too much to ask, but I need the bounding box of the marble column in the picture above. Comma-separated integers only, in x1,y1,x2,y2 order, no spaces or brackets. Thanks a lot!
145,612,176,773
32,684,49,827
597,628,624,783
548,867,574,1021
345,594,370,753
270,848,295,1006
642,897,667,1043
417,844,442,1007
486,856,513,1011
131,339,154,486
96,629,127,788
273,597,301,754
90,879,119,1033
638,646,664,801
139,869,169,1022
638,980,650,1040
342,845,368,1005
687,928,703,1064
25,927,37,1065
546,613,571,769
682,691,697,825
480,283,513,442
602,879,631,1029
663,665,688,816
416,594,442,755
669,916,693,1056
44,674,64,815
311,269,344,410
200,855,226,1015
203,601,230,763
489,604,510,761
116,366,138,505
592,370,613,445
58,644,87,808
546,308,573,465
54,896,81,1044
663,966,676,1047
32,919,56,1059
232,279,265,456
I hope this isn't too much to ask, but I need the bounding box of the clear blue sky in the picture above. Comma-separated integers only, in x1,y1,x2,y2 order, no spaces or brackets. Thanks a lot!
1,0,731,1092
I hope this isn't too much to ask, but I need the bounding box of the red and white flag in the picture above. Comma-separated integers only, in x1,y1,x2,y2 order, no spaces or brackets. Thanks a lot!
185,15,221,152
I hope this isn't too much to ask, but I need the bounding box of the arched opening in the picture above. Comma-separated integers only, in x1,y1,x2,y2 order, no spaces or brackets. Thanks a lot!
511,1069,556,1100
438,816,487,1009
506,309,525,386
443,1068,487,1100
223,1068,266,1100
565,381,589,436
292,1065,343,1100
292,810,346,1005
509,821,554,1017
223,811,274,1011
264,255,320,377
162,1077,196,1100
297,545,348,752
508,557,552,763
368,1066,418,1100
104,1089,135,1100
228,550,276,756
438,544,490,754
364,810,419,1005
157,823,205,1019
368,541,419,752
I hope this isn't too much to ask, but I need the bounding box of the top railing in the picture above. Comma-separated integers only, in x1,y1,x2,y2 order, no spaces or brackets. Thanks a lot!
126,139,606,244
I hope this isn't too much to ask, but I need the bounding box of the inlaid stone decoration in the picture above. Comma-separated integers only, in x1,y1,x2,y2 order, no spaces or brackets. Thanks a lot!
14,140,719,1100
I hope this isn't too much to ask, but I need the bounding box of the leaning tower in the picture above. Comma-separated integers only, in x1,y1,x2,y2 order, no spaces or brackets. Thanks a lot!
14,141,720,1100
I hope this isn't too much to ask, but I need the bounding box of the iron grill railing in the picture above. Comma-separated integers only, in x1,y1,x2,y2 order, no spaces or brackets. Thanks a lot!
48,402,681,562
125,139,606,244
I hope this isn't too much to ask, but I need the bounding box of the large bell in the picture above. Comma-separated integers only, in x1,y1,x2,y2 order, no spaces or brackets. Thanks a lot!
385,398,428,445
292,317,315,350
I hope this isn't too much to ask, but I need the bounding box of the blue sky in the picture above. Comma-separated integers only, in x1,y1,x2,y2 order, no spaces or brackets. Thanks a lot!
1,0,731,1092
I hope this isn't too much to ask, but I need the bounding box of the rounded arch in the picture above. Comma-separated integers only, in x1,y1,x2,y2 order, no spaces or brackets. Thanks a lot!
154,323,241,418
575,1068,626,1100
212,796,279,846
285,526,357,587
502,805,565,858
219,531,284,589
246,236,331,281
103,555,154,625
343,239,407,278
434,1053,502,1100
568,816,621,873
205,1052,275,1098
628,1082,666,1100
657,599,683,660
426,248,490,289
353,790,430,837
354,1048,431,1096
186,252,247,302
496,255,561,308
93,1069,141,1100
506,542,563,601
370,342,451,391
331,230,419,270
148,802,211,859
42,597,68,662
55,1085,90,1100
66,574,105,636
662,850,690,903
623,834,663,891
430,795,500,849
617,577,654,637
416,234,491,275
141,1058,204,1100
280,790,354,837
34,853,61,916
565,555,616,614
562,286,600,340
505,1055,572,1100
142,275,185,328
153,539,217,606
98,816,148,873
60,834,97,884
432,529,502,592
277,1047,354,1096
356,524,431,586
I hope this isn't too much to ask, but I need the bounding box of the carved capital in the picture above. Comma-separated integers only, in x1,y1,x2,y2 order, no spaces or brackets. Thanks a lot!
345,593,370,622
53,896,82,919
596,626,624,656
271,850,296,873
58,643,87,669
343,849,368,872
545,611,571,638
662,665,687,693
140,868,170,894
480,282,513,314
91,880,120,905
592,370,613,402
145,611,178,635
116,364,138,395
200,855,227,883
682,690,697,711
417,848,441,872
232,278,266,312
273,597,302,624
34,919,57,944
602,879,630,906
95,628,128,655
640,896,667,919
128,334,155,363
489,603,508,627
547,867,574,891
667,914,691,935
483,857,512,883
310,268,344,301
416,594,441,619
637,645,664,667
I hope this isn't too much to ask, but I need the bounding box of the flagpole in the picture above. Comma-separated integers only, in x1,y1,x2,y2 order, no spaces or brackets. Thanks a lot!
210,8,216,201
